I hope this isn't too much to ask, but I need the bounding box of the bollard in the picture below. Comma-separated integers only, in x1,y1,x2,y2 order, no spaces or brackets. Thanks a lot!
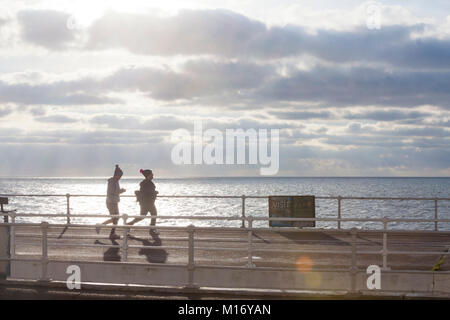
40,222,50,281
185,224,199,289
10,212,15,259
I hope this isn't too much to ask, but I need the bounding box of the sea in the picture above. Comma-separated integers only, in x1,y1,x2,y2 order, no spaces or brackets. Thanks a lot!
0,177,449,230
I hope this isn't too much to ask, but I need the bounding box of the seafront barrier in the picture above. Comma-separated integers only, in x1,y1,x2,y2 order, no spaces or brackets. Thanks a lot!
0,194,450,298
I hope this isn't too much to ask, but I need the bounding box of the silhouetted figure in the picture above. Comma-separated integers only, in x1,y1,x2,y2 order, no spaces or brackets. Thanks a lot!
96,165,126,239
126,169,159,234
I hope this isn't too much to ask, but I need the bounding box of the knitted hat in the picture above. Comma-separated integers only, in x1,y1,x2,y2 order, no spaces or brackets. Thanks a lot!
114,164,123,177
140,169,152,178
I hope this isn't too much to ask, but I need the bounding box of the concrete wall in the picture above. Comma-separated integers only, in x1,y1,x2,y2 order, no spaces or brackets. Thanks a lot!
9,261,450,296
0,225,9,279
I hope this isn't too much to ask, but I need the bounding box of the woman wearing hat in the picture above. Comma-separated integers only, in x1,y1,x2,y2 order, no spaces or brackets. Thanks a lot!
97,165,126,239
126,169,159,234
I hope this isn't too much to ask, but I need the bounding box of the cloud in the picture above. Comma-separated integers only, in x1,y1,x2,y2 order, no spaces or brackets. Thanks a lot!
0,79,122,105
343,110,432,121
13,9,450,69
0,17,7,27
260,66,450,108
270,110,332,120
91,114,190,131
83,10,450,68
99,61,274,101
35,114,78,123
86,9,266,56
0,106,12,117
2,60,450,110
17,10,76,50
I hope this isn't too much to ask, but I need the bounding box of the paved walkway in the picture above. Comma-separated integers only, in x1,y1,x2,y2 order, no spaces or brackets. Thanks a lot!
11,225,450,271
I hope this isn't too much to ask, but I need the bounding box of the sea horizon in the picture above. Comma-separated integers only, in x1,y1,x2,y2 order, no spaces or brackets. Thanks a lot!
1,176,450,180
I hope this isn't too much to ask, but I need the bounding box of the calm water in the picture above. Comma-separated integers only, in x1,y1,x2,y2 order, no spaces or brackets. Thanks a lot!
0,177,449,230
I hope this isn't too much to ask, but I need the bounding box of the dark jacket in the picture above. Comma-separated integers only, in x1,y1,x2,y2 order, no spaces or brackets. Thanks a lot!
140,179,157,205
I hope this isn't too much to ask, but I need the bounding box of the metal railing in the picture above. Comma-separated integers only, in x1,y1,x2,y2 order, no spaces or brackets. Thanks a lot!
1,212,450,295
0,208,450,294
1,193,449,230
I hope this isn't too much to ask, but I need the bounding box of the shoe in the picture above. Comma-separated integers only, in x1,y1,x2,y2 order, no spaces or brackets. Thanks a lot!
152,229,160,235
95,224,101,234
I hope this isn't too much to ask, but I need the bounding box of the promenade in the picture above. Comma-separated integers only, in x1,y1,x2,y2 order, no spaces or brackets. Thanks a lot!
11,225,450,271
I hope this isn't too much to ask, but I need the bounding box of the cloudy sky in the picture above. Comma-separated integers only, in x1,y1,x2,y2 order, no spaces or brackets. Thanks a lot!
0,0,449,177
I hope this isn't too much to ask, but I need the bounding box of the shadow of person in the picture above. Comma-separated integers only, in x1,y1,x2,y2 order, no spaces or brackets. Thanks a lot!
128,231,168,264
57,226,69,239
95,239,121,261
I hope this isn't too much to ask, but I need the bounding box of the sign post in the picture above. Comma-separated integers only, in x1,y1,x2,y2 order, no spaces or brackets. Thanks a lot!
269,196,315,228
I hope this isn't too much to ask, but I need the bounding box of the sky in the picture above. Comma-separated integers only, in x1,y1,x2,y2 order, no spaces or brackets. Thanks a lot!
0,0,449,177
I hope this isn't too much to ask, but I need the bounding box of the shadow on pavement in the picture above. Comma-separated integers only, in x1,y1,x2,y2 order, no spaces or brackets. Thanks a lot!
95,238,121,262
128,231,168,264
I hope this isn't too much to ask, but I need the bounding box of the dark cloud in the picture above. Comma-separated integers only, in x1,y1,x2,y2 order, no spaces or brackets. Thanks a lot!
17,10,76,50
260,66,450,108
2,61,450,109
83,10,450,69
99,61,274,101
344,110,432,121
14,9,450,69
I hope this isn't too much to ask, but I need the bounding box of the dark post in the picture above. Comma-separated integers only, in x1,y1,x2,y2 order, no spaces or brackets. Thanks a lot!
0,197,8,223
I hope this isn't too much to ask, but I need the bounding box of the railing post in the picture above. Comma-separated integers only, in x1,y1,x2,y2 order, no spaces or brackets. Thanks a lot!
122,225,130,262
66,194,71,225
10,212,16,259
350,228,358,294
337,196,342,229
40,222,50,281
434,198,438,231
186,224,199,289
241,195,246,228
382,217,390,271
1,203,4,223
247,217,255,268
2,203,7,223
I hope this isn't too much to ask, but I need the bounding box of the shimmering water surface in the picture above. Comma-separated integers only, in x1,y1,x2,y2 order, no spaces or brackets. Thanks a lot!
0,177,449,230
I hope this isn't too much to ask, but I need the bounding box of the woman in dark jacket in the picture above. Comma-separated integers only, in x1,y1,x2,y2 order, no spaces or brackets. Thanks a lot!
126,169,159,234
